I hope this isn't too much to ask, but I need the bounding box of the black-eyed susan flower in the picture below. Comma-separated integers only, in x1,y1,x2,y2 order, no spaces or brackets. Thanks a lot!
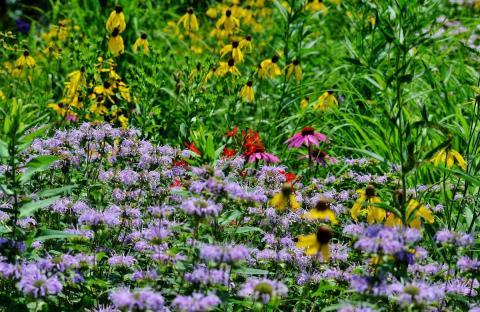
351,185,385,224
217,59,240,77
239,81,255,103
430,147,467,170
300,96,310,108
106,5,126,33
216,9,240,33
64,67,86,98
15,50,36,68
132,32,149,54
314,90,338,111
178,8,199,33
285,59,302,81
239,35,253,52
303,198,338,224
270,183,300,211
220,41,244,63
204,67,218,83
296,225,333,261
385,199,434,229
206,7,217,19
0,91,5,100
259,55,281,79
108,28,124,56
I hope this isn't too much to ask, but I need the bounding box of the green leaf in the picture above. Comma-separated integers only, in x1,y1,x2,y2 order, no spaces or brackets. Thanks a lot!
0,139,8,158
20,155,59,184
20,196,60,217
34,229,79,241
38,185,76,198
224,226,265,234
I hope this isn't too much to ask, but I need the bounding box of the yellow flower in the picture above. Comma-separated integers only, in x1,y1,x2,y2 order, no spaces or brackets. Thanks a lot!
89,103,108,115
351,185,385,224
206,7,218,19
300,97,310,109
92,81,115,103
296,225,333,261
314,91,338,111
285,60,302,81
303,198,338,224
133,32,149,54
239,35,253,52
239,81,255,103
108,28,124,56
64,67,86,99
0,90,5,100
178,8,199,33
385,199,435,229
430,148,467,171
15,50,36,68
118,82,131,102
48,103,67,116
306,0,328,13
220,41,244,63
216,9,240,33
270,183,300,211
118,115,128,128
204,67,218,83
106,5,126,33
259,56,281,79
368,16,376,27
217,59,240,77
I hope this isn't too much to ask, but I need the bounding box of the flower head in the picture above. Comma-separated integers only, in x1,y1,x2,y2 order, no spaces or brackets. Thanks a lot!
296,225,333,261
106,5,126,33
303,198,338,224
238,278,288,304
285,127,328,148
351,185,385,224
270,183,300,211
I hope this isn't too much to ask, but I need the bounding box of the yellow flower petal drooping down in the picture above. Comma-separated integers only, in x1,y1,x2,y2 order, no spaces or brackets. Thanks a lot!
108,28,124,56
217,59,240,77
206,7,218,19
133,32,149,54
64,67,86,99
285,59,302,81
239,81,255,103
303,198,338,224
239,35,253,52
259,55,281,79
296,225,333,261
314,91,338,111
300,96,310,109
385,199,435,229
306,0,328,13
270,183,300,211
15,50,36,68
351,185,385,224
220,41,244,64
430,148,467,171
216,9,240,34
106,5,126,33
178,7,199,34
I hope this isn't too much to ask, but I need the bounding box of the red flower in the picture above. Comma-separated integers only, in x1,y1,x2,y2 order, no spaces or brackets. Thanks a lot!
173,159,188,167
170,178,182,188
223,147,236,158
184,142,201,156
226,126,238,137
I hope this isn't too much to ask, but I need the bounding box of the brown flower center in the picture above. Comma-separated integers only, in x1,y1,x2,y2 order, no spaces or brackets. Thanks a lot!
301,127,315,136
316,225,333,244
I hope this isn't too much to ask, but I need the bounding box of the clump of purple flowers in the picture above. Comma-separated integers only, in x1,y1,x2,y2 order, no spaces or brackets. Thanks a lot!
199,244,251,263
238,278,288,304
17,265,63,298
435,229,474,246
172,292,221,312
180,198,223,217
109,288,166,312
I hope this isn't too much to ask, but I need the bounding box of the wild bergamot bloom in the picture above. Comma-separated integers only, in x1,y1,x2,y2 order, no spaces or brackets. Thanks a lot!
108,28,124,56
220,41,244,64
217,59,240,77
259,55,281,79
351,185,386,224
314,91,338,111
430,147,467,170
385,199,435,229
270,183,300,211
178,8,199,34
285,60,302,81
303,198,338,224
296,225,333,261
216,9,240,33
106,5,126,33
240,81,255,103
16,50,36,68
132,32,149,54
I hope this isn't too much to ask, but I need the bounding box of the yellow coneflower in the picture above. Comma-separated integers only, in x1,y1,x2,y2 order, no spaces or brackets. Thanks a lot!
132,32,149,54
64,67,86,98
300,96,310,109
239,35,253,52
0,91,5,100
178,7,199,33
220,41,244,64
285,59,302,81
306,0,328,13
15,50,36,68
351,185,385,224
118,115,128,128
108,28,124,56
47,102,67,116
270,183,300,211
217,59,240,77
92,81,115,103
118,81,131,102
385,199,434,229
204,67,218,83
89,103,108,115
314,91,338,111
106,5,126,33
303,198,338,224
368,15,376,27
296,225,333,261
206,7,217,19
259,55,281,79
239,81,255,103
216,9,240,33
430,148,467,170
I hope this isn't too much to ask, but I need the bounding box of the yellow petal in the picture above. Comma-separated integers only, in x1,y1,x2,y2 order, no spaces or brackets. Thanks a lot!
320,244,329,262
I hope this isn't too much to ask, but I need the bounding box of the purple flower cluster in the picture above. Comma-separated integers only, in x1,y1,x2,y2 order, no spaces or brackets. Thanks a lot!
238,277,288,304
180,198,223,217
435,229,474,246
184,265,230,286
172,292,221,312
199,244,251,263
354,225,421,256
109,288,166,312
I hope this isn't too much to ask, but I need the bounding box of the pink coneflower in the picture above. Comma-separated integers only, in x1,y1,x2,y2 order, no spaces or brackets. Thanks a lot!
247,146,279,164
302,150,338,166
285,127,328,148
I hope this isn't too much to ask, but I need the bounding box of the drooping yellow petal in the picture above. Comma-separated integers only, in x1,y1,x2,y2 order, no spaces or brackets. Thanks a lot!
303,209,338,224
289,194,301,211
451,150,467,170
305,243,320,255
270,193,287,210
295,234,317,248
320,244,329,261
